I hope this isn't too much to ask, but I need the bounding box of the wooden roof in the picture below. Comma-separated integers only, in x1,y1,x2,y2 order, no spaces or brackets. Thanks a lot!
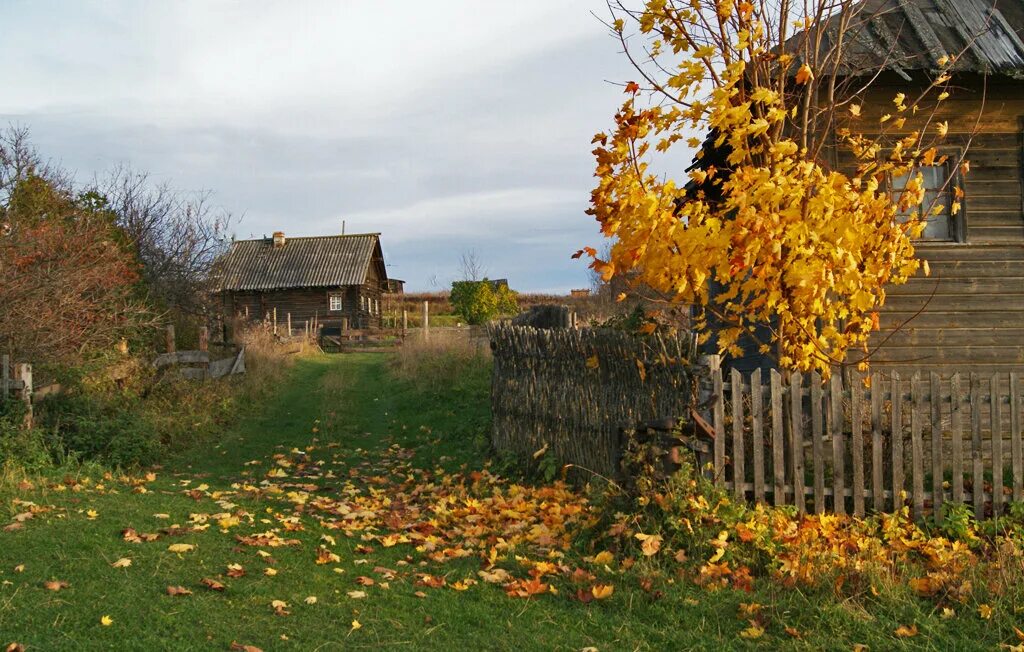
214,233,385,292
811,0,1024,79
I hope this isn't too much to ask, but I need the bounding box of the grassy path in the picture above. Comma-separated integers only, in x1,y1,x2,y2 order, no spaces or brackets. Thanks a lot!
0,354,1008,651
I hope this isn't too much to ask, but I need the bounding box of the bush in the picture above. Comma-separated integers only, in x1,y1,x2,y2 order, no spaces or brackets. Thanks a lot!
450,279,518,325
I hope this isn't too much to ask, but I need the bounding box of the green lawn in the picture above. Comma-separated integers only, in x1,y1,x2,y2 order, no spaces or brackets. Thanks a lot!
0,354,1013,651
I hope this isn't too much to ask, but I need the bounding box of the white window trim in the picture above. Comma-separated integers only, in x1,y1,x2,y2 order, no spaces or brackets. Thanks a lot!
329,294,343,312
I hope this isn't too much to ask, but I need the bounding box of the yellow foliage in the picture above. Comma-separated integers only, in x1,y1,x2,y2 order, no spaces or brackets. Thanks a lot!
587,0,963,376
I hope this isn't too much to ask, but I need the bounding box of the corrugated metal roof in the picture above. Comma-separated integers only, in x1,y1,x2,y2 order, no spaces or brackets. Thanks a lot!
818,0,1024,78
213,233,381,291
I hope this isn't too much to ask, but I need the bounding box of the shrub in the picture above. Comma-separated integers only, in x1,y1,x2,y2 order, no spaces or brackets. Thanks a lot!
450,280,518,325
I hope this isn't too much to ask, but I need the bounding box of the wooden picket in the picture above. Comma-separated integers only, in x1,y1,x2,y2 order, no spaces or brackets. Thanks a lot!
708,357,1024,520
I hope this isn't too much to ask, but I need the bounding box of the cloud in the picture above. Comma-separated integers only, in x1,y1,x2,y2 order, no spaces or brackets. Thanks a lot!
0,1,654,292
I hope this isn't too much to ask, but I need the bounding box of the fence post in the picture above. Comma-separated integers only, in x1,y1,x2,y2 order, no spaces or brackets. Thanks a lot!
273,307,278,336
423,301,430,340
14,363,32,428
992,373,1004,516
709,355,724,485
402,310,408,335
790,371,805,513
287,313,292,338
199,327,210,379
930,372,944,523
1012,372,1022,503
1,353,8,402
731,368,745,501
770,370,784,506
850,369,864,517
751,368,765,503
166,325,176,354
830,372,846,515
970,373,984,519
891,372,903,511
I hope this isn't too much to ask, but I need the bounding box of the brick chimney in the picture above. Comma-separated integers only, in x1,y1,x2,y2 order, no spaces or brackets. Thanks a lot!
272,231,286,248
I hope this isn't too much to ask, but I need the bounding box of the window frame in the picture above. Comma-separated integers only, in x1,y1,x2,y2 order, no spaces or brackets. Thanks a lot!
888,150,967,244
328,293,344,312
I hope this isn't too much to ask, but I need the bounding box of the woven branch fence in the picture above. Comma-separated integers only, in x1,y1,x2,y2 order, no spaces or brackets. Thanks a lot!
489,323,699,478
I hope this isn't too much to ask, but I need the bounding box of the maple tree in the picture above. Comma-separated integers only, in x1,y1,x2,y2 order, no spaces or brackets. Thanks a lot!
585,0,971,375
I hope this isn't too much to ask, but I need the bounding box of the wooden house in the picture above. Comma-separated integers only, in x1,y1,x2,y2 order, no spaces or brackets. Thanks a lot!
214,231,390,332
697,0,1024,375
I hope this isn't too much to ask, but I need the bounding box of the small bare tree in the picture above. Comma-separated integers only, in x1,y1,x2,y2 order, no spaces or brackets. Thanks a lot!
458,249,487,282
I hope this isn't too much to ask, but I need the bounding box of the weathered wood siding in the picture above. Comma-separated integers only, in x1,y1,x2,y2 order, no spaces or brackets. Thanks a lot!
837,75,1024,374
222,284,386,331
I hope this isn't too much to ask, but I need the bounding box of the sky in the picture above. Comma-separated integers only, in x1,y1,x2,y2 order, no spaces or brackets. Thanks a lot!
0,0,652,293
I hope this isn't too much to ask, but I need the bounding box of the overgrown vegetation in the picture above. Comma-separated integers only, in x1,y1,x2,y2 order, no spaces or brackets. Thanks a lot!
0,325,296,476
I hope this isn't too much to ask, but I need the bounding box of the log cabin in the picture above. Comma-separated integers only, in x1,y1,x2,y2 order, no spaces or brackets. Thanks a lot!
696,0,1024,375
214,231,390,333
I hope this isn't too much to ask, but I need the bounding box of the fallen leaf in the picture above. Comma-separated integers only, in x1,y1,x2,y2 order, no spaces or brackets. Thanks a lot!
264,568,278,576
784,626,802,639
350,620,362,631
86,510,99,520
979,604,994,620
634,533,662,556
739,622,765,639
304,596,317,605
226,563,245,578
894,624,918,638
13,565,24,573
591,584,614,600
200,578,226,591
5,644,26,652
100,615,113,627
166,543,194,553
592,551,614,566
347,590,367,599
43,580,70,591
166,585,192,596
111,558,132,568
229,643,263,652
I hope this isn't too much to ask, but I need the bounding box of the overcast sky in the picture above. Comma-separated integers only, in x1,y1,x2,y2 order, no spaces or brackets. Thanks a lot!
0,1,652,293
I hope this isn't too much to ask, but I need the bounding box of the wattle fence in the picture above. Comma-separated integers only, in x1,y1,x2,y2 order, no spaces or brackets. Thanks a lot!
488,322,700,478
489,321,1024,520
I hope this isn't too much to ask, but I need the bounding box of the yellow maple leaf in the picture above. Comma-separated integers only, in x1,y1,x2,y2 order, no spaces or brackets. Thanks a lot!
592,551,615,566
894,624,918,637
100,615,113,627
110,558,132,568
591,584,614,600
350,620,362,631
795,64,813,84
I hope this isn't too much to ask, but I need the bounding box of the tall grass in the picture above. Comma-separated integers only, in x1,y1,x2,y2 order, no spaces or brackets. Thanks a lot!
387,331,491,393
2,323,303,476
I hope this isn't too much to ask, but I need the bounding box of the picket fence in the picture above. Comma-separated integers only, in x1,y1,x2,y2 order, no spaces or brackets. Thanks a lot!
707,356,1024,521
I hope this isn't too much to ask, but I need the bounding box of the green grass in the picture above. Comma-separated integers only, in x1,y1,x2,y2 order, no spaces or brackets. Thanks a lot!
0,354,1016,650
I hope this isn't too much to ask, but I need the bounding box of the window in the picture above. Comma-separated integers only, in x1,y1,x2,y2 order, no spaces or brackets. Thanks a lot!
360,296,366,312
329,294,343,312
892,162,962,242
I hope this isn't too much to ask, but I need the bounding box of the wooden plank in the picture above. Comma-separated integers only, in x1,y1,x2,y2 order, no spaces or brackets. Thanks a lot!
891,372,904,511
871,373,884,513
971,373,985,519
166,325,176,354
771,370,785,506
811,371,825,513
711,356,725,485
1012,372,1023,503
831,372,846,515
950,373,965,504
930,372,944,523
751,368,765,504
850,370,865,517
911,373,925,520
790,371,805,513
152,351,211,369
992,373,1004,517
1,353,8,401
731,368,745,501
